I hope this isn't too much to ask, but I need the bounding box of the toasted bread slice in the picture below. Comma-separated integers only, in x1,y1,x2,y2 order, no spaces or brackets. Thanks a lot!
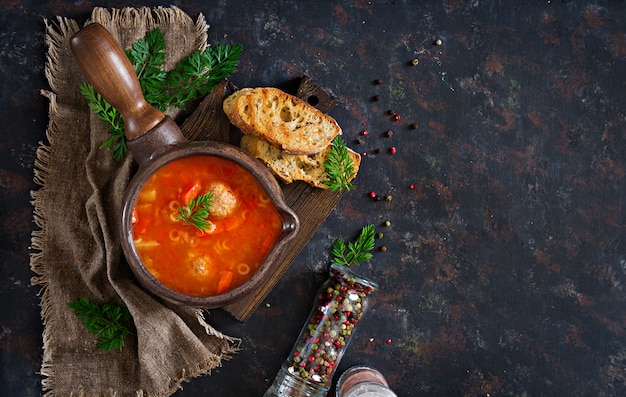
240,135,360,189
223,87,342,155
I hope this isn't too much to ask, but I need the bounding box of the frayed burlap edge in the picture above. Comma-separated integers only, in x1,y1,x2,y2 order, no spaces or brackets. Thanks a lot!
31,7,240,397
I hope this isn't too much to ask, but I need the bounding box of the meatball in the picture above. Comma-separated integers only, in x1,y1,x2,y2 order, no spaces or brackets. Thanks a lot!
207,182,238,218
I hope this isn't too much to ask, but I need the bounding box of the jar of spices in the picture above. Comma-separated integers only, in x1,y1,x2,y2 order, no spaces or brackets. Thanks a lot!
336,366,397,397
264,264,378,397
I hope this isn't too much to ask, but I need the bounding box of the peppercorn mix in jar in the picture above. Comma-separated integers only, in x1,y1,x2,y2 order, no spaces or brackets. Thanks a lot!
264,264,378,397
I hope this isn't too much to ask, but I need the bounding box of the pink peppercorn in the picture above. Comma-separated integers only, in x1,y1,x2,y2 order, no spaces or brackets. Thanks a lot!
410,183,416,190
386,338,392,345
389,147,397,155
393,114,401,121
361,130,369,136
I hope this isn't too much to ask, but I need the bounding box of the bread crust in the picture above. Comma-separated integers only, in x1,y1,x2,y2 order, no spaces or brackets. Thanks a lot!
223,87,342,155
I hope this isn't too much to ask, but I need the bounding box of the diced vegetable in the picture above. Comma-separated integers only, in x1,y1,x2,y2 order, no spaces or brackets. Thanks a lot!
216,270,234,294
181,181,203,205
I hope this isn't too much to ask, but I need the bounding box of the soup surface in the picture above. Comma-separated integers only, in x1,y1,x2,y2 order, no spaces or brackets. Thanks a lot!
131,155,283,296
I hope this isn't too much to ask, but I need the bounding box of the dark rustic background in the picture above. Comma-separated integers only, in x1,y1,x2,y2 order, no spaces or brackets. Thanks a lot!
2,1,626,396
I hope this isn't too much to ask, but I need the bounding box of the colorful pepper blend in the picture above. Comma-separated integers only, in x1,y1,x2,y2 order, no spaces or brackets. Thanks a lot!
264,264,378,396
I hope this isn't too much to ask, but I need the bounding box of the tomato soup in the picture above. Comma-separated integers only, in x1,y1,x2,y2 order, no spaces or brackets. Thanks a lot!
131,155,283,296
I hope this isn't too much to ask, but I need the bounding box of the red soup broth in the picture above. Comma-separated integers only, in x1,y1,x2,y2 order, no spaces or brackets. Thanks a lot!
131,155,283,296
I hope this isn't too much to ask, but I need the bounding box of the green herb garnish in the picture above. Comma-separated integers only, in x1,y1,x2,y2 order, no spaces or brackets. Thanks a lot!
81,28,243,160
323,136,356,192
177,193,214,232
79,83,127,160
163,43,243,109
67,297,134,351
126,28,169,108
331,224,375,266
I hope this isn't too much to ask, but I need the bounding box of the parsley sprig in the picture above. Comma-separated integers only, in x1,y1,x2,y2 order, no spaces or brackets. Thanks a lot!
177,193,214,232
163,43,243,108
331,224,375,266
67,297,134,351
81,28,243,160
324,136,356,192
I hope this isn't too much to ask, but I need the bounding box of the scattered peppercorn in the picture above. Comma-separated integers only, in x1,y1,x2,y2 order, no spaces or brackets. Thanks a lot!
373,79,382,85
434,39,443,46
411,58,419,66
409,183,416,190
386,338,393,345
385,130,393,137
410,122,419,130
385,195,393,202
373,148,381,154
372,94,381,102
384,220,391,227
361,130,369,136
393,114,401,121
376,232,383,239
387,109,396,116
379,246,387,252
389,146,397,155
355,138,364,145
368,191,377,199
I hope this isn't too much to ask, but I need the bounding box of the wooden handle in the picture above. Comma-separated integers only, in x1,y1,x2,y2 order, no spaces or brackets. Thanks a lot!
70,23,164,140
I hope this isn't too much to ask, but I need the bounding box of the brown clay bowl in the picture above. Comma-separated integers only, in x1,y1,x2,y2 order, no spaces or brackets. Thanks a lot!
70,23,299,308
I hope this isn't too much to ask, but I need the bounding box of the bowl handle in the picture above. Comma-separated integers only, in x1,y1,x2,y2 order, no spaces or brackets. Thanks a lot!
70,23,165,141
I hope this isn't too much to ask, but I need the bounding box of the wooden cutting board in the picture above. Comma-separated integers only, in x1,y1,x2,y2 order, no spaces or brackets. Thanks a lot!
180,77,344,321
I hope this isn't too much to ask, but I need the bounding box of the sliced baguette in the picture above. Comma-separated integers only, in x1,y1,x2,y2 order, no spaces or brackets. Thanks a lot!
223,87,342,154
240,135,360,189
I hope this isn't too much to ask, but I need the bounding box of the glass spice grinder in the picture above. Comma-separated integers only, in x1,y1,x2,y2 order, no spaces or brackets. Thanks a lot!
264,264,378,397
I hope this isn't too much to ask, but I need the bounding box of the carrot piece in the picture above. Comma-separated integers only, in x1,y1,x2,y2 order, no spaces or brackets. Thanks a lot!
181,181,202,205
216,271,234,294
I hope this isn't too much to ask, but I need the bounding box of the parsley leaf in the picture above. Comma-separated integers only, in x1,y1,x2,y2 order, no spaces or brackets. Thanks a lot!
164,43,243,109
79,83,127,161
177,193,214,232
323,136,356,192
331,224,375,266
125,28,169,108
67,297,134,351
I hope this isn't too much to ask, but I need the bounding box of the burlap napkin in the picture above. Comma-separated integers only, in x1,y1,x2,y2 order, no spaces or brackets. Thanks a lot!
30,7,239,396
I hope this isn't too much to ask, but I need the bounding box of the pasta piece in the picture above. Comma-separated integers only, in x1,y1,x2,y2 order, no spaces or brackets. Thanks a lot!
169,230,181,242
168,200,181,211
237,263,250,275
133,238,159,248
